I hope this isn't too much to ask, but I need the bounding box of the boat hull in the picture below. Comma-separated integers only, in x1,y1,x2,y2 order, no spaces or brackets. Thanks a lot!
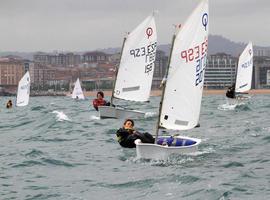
135,136,201,160
98,106,145,119
227,95,250,105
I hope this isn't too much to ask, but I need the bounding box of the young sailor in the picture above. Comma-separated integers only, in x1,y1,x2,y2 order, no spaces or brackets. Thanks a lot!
92,91,110,111
226,83,235,99
6,99,12,109
116,119,154,148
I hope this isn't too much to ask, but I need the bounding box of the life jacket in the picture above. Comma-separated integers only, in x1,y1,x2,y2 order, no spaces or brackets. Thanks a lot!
92,98,107,111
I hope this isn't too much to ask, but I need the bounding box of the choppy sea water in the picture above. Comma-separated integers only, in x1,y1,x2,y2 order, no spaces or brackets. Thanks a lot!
0,95,270,200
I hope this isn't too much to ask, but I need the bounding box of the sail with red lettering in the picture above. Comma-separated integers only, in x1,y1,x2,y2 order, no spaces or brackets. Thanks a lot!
235,42,253,93
113,14,157,102
159,0,209,130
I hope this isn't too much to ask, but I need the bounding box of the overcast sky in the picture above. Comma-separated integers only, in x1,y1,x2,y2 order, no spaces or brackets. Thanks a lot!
0,0,269,52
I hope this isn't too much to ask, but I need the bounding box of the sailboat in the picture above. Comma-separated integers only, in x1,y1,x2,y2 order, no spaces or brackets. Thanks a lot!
16,71,30,107
72,78,85,100
135,0,209,160
226,42,253,100
98,13,157,119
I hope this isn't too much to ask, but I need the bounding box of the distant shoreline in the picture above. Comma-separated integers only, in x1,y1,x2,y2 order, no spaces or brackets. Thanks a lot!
83,89,270,97
1,89,269,97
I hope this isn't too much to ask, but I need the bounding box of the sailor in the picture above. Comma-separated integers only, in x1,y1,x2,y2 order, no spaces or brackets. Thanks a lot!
226,83,235,99
92,91,110,111
116,119,154,148
6,99,12,109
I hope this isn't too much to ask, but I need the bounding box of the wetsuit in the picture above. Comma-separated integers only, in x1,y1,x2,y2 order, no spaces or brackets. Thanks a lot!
116,128,154,148
226,85,235,99
92,98,109,111
6,101,12,109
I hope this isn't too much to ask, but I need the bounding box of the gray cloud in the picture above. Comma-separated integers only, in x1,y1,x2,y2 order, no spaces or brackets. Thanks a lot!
0,0,269,51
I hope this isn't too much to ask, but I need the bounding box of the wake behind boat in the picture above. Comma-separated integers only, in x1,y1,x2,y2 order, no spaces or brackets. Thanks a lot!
98,13,157,119
136,0,208,160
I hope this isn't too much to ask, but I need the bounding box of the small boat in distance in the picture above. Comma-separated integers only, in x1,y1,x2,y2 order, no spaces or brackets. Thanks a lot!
98,13,157,119
226,42,253,101
16,71,30,107
72,78,85,100
135,0,209,160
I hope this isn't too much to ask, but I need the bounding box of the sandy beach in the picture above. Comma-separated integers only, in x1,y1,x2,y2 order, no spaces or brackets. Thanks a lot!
83,89,270,97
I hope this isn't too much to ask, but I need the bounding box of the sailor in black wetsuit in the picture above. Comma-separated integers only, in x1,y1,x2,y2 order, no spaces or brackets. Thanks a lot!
226,83,236,99
116,119,154,148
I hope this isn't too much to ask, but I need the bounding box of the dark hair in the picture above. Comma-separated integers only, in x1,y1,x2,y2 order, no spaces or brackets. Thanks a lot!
124,119,134,126
97,91,104,98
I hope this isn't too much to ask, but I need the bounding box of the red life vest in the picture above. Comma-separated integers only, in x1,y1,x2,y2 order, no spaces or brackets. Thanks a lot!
93,98,106,111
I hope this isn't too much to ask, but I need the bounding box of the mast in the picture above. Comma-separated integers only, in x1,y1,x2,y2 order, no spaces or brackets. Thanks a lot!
110,36,127,105
154,27,179,143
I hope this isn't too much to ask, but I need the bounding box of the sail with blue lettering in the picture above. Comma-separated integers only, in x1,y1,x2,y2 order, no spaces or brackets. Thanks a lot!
159,0,209,130
16,71,30,107
113,14,157,102
235,42,253,93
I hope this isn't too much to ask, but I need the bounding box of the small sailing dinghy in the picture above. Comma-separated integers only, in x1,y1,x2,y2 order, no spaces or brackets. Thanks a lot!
226,42,253,103
135,0,209,160
98,13,157,119
72,78,85,100
16,71,30,107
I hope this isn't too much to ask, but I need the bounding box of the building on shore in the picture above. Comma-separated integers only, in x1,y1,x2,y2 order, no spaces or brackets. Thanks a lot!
34,52,81,67
254,56,270,89
204,53,237,89
0,57,33,94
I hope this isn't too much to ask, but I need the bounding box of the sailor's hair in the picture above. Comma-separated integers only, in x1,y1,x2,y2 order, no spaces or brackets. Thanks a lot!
97,91,104,98
124,119,134,126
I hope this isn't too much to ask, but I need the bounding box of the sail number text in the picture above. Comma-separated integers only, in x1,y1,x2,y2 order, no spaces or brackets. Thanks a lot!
180,39,208,63
129,42,157,74
180,39,208,86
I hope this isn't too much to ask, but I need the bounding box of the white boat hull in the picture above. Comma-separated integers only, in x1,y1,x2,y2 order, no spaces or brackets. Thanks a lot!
98,106,145,119
135,136,201,160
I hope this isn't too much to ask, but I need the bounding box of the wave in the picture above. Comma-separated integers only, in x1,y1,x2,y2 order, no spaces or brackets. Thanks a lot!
90,115,100,120
145,112,157,118
52,110,71,122
218,103,237,111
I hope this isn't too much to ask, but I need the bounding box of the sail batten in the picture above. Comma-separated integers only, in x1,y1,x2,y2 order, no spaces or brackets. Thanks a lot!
72,78,85,100
235,42,253,93
159,0,209,131
114,14,157,102
16,71,30,107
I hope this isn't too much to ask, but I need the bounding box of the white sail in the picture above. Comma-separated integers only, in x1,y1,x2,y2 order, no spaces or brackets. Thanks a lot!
235,42,253,93
160,0,209,130
16,71,30,107
72,78,85,100
113,14,157,102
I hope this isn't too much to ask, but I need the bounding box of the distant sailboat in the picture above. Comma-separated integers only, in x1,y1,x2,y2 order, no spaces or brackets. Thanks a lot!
226,42,253,100
16,71,30,107
72,78,85,100
135,0,209,160
98,13,157,119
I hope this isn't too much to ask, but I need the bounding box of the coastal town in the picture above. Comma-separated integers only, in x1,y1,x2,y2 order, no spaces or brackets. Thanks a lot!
1,36,270,96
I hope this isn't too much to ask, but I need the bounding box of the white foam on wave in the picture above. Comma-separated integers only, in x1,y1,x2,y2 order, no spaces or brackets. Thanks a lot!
218,103,237,111
145,112,157,118
90,115,100,120
52,110,71,122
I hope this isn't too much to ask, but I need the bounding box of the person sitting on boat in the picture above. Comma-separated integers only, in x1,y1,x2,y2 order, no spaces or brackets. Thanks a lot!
116,119,155,148
226,83,235,99
92,91,110,111
6,99,12,109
